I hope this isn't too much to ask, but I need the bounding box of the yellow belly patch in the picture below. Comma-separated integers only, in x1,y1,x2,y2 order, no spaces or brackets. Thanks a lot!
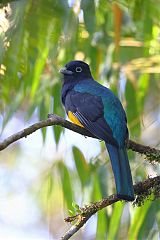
68,111,84,128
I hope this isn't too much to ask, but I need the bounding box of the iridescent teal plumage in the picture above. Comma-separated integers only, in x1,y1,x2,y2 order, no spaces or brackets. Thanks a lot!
74,79,127,147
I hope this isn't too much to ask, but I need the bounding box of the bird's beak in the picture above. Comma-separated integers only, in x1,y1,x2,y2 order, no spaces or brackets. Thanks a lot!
59,67,73,75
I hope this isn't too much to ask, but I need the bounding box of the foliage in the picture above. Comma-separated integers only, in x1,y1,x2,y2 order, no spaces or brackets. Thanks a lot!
0,0,160,238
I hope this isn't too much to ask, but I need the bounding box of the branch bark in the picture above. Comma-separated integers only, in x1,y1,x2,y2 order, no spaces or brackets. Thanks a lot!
61,175,160,240
0,114,160,164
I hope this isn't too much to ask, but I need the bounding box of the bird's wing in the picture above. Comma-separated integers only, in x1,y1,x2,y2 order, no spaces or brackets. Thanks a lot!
68,91,118,146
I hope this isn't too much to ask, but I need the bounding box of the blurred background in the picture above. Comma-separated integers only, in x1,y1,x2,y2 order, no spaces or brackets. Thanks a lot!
0,0,160,239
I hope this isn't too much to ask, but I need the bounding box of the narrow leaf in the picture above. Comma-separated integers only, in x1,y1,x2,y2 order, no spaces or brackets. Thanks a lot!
128,200,152,239
72,146,90,188
58,161,73,209
81,0,96,34
108,201,124,239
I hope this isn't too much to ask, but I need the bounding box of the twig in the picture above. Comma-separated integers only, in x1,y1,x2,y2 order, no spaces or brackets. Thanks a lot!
61,176,160,240
0,114,160,164
61,195,119,240
60,215,93,240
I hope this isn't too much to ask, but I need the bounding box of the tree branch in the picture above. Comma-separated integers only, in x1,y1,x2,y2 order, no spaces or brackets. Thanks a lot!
61,175,160,240
0,114,95,151
0,114,160,163
0,114,159,163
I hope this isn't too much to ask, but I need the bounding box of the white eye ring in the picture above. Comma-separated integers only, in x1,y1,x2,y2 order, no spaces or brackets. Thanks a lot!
76,67,82,72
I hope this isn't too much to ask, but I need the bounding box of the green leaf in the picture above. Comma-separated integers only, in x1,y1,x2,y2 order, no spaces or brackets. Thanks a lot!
81,0,96,34
54,126,62,146
38,98,49,141
97,164,108,198
2,91,23,129
108,201,124,239
92,172,109,239
52,82,64,144
96,210,108,239
43,172,54,199
72,146,90,188
37,171,55,212
58,161,73,209
68,209,74,216
72,201,81,213
30,35,50,98
72,201,80,210
125,80,140,138
137,73,149,113
138,200,160,239
128,200,152,239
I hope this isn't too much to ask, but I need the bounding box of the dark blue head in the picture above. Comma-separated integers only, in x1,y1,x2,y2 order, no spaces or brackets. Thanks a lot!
60,60,92,82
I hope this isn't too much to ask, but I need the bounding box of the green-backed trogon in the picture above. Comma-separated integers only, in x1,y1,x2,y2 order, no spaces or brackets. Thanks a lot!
60,60,134,201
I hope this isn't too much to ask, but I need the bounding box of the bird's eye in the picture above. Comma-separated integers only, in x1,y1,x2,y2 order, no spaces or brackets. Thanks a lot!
76,67,82,72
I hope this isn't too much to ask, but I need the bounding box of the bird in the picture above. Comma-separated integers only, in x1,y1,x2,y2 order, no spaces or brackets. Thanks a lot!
60,60,134,201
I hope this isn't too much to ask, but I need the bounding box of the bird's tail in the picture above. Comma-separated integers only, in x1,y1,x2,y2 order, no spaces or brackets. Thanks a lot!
106,143,134,201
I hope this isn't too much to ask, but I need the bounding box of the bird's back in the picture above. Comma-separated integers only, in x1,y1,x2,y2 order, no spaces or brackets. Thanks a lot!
74,79,128,147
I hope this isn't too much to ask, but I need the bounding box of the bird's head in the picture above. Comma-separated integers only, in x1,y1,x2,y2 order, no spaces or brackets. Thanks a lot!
59,60,92,82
